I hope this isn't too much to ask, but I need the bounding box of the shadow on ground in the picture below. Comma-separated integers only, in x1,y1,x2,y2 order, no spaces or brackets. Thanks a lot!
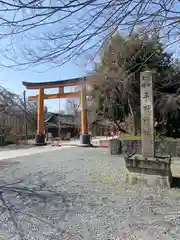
0,172,81,240
172,176,180,188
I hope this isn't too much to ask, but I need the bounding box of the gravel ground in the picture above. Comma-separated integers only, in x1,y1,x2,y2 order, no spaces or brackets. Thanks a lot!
0,144,35,152
0,147,180,239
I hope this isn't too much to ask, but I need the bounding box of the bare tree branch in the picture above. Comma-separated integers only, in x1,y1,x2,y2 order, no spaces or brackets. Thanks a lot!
0,0,177,68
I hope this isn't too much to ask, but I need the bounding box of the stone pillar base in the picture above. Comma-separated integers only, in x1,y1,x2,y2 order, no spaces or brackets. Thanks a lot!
0,135,5,146
79,134,93,147
109,139,122,155
35,134,46,146
124,154,172,188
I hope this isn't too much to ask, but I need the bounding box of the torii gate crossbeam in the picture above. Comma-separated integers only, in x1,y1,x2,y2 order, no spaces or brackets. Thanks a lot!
22,77,91,146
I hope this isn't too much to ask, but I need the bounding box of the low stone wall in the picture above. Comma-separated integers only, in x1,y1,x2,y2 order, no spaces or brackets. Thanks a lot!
0,135,5,146
123,140,180,157
109,139,122,155
107,139,180,157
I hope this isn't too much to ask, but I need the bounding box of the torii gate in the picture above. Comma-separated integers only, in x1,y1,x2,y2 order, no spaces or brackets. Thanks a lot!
22,77,91,146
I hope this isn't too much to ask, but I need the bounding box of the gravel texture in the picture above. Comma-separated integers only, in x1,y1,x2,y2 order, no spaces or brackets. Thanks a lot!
0,144,35,152
0,147,180,239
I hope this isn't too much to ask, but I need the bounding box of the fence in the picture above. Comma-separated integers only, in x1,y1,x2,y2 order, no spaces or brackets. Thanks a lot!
0,113,36,146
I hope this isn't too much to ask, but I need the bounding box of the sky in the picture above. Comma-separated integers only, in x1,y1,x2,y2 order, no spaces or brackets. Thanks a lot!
0,61,88,112
0,0,95,114
0,0,179,114
0,37,178,114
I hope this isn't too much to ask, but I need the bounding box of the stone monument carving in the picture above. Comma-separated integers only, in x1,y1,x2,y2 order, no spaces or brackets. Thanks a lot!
124,71,172,188
140,71,154,157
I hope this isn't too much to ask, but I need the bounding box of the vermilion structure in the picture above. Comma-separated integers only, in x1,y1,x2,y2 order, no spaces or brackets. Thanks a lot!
23,77,91,146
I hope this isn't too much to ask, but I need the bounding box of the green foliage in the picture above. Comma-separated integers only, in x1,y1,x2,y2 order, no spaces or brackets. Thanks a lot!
91,30,179,135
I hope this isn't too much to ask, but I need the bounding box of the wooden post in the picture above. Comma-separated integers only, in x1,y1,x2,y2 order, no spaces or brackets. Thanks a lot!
59,87,64,94
23,90,28,141
37,88,44,135
80,87,88,134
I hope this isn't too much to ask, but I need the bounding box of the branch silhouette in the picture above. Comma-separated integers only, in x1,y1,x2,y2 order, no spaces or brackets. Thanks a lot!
0,170,89,239
0,0,177,69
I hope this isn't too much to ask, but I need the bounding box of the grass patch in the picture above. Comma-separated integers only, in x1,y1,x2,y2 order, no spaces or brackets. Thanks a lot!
118,135,141,140
89,172,119,185
118,135,180,141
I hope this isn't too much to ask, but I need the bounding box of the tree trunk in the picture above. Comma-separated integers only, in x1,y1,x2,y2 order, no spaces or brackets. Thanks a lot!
128,97,141,136
128,99,137,136
134,112,139,136
114,120,128,133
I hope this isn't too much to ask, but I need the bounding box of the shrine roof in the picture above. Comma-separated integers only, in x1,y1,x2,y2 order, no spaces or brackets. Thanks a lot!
22,76,87,89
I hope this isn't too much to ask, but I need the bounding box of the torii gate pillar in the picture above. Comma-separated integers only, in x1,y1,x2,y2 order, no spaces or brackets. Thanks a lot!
80,86,91,146
35,88,46,145
22,77,92,146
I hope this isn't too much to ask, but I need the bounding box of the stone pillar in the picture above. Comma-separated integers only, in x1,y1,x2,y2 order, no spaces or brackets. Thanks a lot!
140,71,154,157
80,86,92,146
124,71,172,188
36,88,46,145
